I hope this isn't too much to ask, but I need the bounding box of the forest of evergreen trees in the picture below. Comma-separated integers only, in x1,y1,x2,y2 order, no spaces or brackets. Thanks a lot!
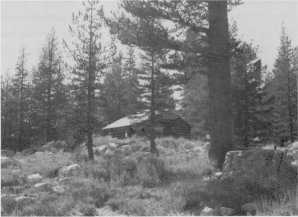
1,1,297,167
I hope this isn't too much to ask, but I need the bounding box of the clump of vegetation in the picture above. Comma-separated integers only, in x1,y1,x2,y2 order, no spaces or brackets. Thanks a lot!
1,169,25,187
16,193,74,216
20,150,72,177
76,202,97,216
70,177,110,208
137,156,166,188
256,189,298,216
93,136,119,147
1,196,17,215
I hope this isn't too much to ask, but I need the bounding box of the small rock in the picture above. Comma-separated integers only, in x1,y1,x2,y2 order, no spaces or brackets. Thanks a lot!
241,202,257,216
219,207,235,216
34,182,52,191
59,164,81,176
27,174,42,183
194,146,203,152
200,206,215,216
12,169,22,175
105,149,115,157
214,172,223,178
15,196,35,206
58,177,69,184
52,185,65,195
109,143,118,148
94,145,108,155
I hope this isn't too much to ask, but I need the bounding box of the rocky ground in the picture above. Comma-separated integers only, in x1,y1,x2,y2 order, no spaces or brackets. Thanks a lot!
1,137,298,216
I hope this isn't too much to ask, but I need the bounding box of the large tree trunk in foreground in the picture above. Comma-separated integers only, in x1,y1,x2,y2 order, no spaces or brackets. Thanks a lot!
207,1,233,168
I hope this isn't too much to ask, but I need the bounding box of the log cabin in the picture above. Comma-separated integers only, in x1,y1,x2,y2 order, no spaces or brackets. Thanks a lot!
102,112,191,139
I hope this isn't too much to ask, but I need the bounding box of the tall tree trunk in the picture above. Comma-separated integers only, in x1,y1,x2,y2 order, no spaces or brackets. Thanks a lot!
86,6,94,160
207,1,233,168
87,86,94,160
150,53,158,154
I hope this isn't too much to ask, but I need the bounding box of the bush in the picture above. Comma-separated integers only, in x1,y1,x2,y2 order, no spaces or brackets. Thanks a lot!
1,196,17,215
18,193,74,216
256,189,298,215
1,169,24,187
93,136,119,147
164,149,214,183
20,150,72,177
77,202,97,216
80,160,108,181
137,156,166,188
39,140,68,152
70,177,110,208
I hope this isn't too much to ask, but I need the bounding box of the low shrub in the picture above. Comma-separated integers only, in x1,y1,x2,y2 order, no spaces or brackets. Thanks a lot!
1,169,24,187
1,196,17,215
93,135,119,147
20,150,72,177
17,193,74,216
77,202,97,216
137,156,166,188
70,177,110,208
256,189,298,215
120,198,147,216
80,160,108,181
39,140,68,152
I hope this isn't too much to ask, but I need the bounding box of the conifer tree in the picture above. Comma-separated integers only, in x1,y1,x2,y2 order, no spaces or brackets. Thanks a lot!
106,3,176,154
65,0,108,160
32,30,66,142
1,73,18,150
123,47,144,115
12,47,30,150
270,25,297,144
102,52,127,122
106,0,233,167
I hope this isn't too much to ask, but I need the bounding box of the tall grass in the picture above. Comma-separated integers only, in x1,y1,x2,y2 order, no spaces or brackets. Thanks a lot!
20,150,72,177
256,189,298,215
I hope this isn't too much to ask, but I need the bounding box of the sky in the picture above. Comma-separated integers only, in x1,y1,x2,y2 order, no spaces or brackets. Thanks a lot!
1,0,298,76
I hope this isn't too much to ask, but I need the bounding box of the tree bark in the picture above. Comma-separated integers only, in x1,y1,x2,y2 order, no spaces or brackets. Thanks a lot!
207,1,233,168
86,5,95,160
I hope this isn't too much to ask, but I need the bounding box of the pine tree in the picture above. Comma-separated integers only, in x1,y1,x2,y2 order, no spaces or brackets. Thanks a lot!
106,0,234,167
102,52,127,122
270,25,297,144
106,3,176,154
32,30,66,142
1,73,19,150
65,0,108,160
123,47,144,115
12,47,30,150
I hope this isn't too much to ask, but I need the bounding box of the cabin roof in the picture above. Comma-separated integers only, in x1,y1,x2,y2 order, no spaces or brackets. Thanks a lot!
102,113,149,130
102,111,189,131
